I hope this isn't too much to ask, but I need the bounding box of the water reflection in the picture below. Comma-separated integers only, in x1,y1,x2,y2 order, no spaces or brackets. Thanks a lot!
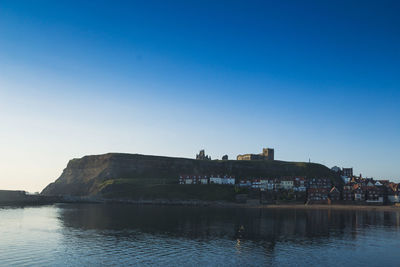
1,204,400,266
58,204,400,243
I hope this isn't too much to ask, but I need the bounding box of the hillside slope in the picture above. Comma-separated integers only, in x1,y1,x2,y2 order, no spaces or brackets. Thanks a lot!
41,153,340,198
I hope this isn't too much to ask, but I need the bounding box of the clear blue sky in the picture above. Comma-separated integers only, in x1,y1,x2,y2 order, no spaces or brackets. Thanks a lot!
0,0,399,192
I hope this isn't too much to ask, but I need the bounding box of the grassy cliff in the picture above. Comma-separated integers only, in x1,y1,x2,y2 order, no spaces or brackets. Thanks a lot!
41,153,340,200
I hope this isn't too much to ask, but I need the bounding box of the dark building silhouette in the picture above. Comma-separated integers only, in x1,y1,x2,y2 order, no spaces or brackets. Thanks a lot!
342,168,353,177
196,149,211,160
262,148,274,161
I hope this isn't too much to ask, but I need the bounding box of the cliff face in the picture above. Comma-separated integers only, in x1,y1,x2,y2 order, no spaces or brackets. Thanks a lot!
41,153,339,197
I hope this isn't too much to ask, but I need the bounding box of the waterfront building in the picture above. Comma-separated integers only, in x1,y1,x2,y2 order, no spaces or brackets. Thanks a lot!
281,178,294,190
350,176,359,184
270,179,278,191
180,175,234,185
293,177,307,192
221,175,235,185
179,175,208,185
251,179,261,189
260,179,268,191
185,176,194,185
341,176,351,184
353,185,365,201
239,180,252,187
308,178,331,189
378,180,390,186
388,193,400,203
342,185,353,201
329,187,341,201
210,175,222,184
307,188,329,201
179,175,193,184
191,175,198,184
260,179,276,191
274,179,282,190
200,175,209,185
366,179,375,186
388,183,400,203
365,186,385,203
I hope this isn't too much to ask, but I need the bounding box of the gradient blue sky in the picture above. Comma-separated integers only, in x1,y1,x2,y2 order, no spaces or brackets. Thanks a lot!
1,0,399,192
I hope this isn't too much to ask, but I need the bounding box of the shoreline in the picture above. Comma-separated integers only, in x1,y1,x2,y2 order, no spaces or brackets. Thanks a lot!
247,203,400,211
59,198,400,211
2,196,400,211
205,201,400,211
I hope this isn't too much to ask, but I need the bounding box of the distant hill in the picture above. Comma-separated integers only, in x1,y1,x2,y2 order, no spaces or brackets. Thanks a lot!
41,153,341,200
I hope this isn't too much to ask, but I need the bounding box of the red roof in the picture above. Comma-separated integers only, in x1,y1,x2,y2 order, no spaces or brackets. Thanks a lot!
330,186,340,193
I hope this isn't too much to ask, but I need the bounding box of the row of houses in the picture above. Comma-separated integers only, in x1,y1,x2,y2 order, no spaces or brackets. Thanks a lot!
332,166,400,204
307,187,340,201
238,177,311,192
340,177,400,204
254,176,400,204
179,175,235,185
179,175,329,192
179,174,400,204
308,177,400,204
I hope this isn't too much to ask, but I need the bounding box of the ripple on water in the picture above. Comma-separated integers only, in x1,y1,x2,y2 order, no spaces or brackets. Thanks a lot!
1,204,400,267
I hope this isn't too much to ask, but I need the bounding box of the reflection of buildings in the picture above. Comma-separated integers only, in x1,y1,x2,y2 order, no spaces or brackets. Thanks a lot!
57,203,400,261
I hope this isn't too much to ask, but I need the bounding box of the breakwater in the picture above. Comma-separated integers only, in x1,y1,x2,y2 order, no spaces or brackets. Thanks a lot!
0,190,61,206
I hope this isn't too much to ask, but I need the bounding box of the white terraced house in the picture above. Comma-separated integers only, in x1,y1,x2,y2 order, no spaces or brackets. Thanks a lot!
281,180,294,190
200,176,209,184
210,175,222,184
221,175,235,185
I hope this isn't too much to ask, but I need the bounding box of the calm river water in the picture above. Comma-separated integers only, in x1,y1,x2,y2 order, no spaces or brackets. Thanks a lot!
1,204,400,266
